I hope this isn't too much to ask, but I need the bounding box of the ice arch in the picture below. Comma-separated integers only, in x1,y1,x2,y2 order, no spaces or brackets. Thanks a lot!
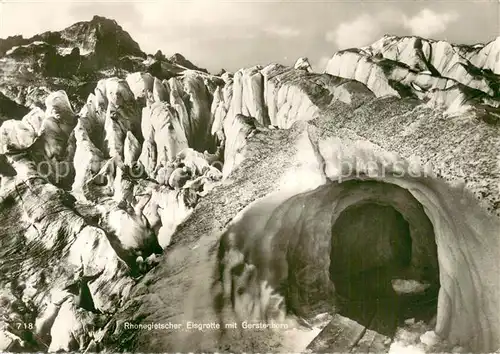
216,175,500,352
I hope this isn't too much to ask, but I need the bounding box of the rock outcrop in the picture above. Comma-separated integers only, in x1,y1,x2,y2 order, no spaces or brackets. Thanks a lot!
294,57,313,72
58,15,144,62
168,53,209,73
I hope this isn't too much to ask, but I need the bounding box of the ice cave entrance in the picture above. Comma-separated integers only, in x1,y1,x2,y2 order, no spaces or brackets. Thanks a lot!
329,195,440,337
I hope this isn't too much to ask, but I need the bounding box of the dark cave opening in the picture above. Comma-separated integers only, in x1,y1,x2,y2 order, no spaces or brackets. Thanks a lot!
329,201,439,337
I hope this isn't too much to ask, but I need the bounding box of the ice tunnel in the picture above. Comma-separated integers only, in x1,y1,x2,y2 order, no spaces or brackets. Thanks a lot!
215,174,500,352
327,181,439,337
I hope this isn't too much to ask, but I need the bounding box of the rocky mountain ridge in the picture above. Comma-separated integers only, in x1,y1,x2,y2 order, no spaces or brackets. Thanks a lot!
0,17,499,354
0,16,207,113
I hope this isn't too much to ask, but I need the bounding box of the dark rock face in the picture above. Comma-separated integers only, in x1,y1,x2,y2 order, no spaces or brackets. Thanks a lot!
0,35,27,56
60,15,145,64
0,92,30,123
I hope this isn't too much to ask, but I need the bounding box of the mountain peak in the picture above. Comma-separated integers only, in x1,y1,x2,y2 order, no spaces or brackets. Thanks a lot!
168,53,208,73
60,15,144,59
91,14,117,24
0,17,209,109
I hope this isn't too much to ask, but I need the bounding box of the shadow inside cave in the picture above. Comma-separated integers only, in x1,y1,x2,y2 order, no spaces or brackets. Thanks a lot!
329,201,439,337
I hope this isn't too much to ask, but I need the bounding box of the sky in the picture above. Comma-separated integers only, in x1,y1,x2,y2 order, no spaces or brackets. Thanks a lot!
0,0,498,72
